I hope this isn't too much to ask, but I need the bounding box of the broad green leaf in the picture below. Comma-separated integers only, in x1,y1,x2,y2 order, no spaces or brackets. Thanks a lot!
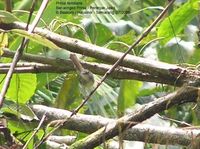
0,10,19,23
55,73,81,110
8,120,43,148
2,101,38,121
14,0,34,10
0,74,37,103
157,0,198,45
25,41,44,54
36,73,58,89
114,30,135,45
74,29,91,42
8,120,33,139
117,80,142,116
8,35,43,54
95,23,114,46
108,31,136,53
10,29,61,50
84,21,97,44
84,22,114,45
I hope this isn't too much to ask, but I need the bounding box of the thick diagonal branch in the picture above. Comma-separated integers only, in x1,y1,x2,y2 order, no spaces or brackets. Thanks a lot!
31,101,200,147
68,86,199,148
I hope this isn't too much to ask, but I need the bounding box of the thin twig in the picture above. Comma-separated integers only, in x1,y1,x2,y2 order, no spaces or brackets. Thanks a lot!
22,114,46,149
71,0,176,116
0,0,49,108
158,115,192,127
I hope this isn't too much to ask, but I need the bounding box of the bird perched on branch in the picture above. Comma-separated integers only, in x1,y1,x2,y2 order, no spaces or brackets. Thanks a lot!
70,53,94,88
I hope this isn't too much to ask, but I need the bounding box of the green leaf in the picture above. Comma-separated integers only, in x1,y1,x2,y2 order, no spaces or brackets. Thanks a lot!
0,10,19,23
157,0,198,45
10,29,61,50
95,23,114,46
36,73,58,89
55,73,81,110
0,74,37,103
85,21,97,44
117,80,142,116
108,31,136,53
8,119,43,148
2,101,38,121
84,22,114,45
74,29,91,42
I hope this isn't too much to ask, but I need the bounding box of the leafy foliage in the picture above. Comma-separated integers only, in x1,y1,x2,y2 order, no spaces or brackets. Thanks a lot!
0,0,199,148
0,74,37,103
0,10,19,23
10,29,61,50
157,0,199,44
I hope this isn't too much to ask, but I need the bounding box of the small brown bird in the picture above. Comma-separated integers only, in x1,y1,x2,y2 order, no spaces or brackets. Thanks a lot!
70,53,94,88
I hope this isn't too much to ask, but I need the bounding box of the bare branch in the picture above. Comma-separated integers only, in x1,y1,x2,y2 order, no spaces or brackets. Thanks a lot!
2,49,200,86
3,19,200,88
31,104,200,147
68,86,199,148
2,49,180,85
0,22,183,85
